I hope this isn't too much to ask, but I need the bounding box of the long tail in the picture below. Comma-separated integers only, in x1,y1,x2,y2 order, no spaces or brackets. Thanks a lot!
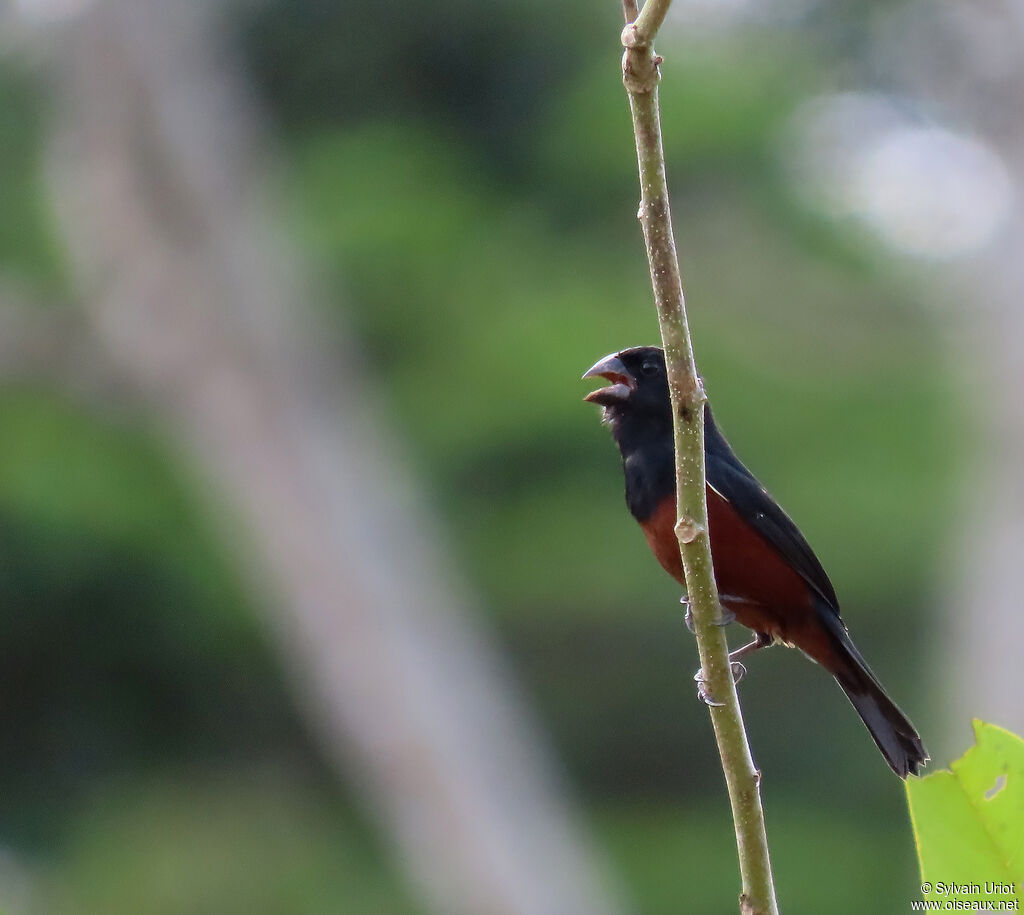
821,614,929,778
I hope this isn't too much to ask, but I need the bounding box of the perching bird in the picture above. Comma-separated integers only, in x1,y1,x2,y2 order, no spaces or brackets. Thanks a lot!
583,345,928,777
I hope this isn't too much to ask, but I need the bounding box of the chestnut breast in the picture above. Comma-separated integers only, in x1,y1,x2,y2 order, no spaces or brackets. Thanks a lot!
639,486,817,642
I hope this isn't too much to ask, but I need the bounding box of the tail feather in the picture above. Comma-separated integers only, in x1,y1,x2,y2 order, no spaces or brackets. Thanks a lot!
822,614,929,778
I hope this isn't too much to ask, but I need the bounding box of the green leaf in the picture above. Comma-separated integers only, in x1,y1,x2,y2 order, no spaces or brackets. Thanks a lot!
906,720,1024,904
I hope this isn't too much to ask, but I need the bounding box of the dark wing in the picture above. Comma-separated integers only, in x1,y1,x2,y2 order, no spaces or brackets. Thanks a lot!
703,404,840,614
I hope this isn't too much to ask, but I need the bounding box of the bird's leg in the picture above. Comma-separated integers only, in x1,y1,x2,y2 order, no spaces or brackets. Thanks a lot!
726,631,773,684
693,631,772,704
682,595,735,633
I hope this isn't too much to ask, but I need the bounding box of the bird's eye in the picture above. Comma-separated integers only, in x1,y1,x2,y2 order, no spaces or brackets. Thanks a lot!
640,362,658,377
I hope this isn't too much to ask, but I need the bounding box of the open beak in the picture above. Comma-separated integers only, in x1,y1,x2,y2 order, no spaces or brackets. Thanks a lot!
582,353,636,406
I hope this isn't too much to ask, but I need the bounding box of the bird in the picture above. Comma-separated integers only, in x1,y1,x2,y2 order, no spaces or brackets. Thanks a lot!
583,345,928,777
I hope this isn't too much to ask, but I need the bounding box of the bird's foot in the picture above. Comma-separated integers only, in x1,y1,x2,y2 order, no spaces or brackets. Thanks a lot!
693,668,725,707
715,607,737,627
693,661,746,706
682,598,735,633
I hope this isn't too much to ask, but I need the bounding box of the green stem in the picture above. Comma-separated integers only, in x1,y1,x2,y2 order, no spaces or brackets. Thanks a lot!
620,5,779,914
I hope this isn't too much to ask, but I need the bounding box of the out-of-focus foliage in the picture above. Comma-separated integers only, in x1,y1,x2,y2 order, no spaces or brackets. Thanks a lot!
602,798,914,914
0,0,954,911
240,0,616,170
0,64,64,291
44,771,422,915
907,721,1024,904
0,392,311,844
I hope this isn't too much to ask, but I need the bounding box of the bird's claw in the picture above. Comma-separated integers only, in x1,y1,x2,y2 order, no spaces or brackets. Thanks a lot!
693,660,746,706
693,668,726,707
682,599,735,633
697,682,726,707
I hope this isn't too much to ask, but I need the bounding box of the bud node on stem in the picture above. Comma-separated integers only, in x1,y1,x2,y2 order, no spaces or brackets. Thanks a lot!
675,515,705,544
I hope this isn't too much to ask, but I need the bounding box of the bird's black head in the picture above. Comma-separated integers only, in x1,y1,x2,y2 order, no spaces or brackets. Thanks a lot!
582,346,671,432
583,345,675,518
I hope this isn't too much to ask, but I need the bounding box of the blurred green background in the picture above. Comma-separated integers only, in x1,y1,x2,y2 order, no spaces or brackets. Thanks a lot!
0,1,962,912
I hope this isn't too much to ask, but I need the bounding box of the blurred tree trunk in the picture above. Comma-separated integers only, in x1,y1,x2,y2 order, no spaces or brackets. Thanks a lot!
946,8,1024,749
880,0,1024,754
40,3,624,914
940,230,1024,749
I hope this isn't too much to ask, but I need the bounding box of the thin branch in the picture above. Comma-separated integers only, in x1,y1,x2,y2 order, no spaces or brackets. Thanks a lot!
622,0,639,24
622,0,671,49
619,4,779,914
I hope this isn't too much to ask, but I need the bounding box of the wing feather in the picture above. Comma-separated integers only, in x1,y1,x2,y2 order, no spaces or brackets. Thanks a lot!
704,405,840,614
